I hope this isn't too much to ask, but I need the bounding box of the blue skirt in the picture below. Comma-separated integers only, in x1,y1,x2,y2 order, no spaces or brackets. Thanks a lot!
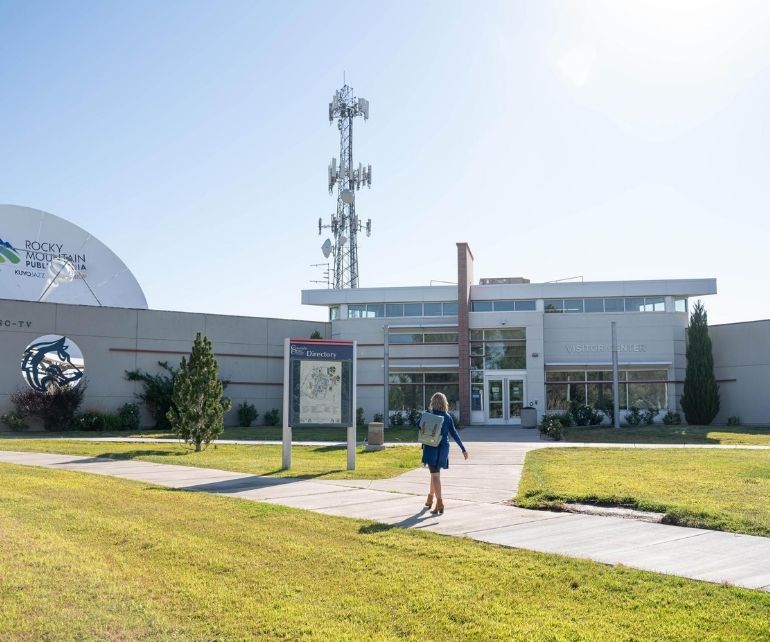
421,440,450,470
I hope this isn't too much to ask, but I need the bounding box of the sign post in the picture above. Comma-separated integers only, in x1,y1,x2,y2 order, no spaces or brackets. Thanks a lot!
283,338,356,471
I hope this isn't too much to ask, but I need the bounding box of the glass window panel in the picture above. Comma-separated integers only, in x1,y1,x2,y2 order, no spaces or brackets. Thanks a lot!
644,297,665,312
546,371,568,382
493,300,516,312
385,303,404,317
546,384,569,410
366,304,384,317
515,300,536,311
626,370,667,382
604,298,624,313
403,303,422,316
471,384,484,411
485,343,526,369
442,302,458,316
568,383,587,405
426,384,459,411
544,299,563,313
564,299,584,313
425,373,458,384
484,328,525,341
471,301,493,312
329,306,340,320
470,372,484,384
675,298,687,313
348,304,367,318
619,383,628,410
423,302,442,316
424,333,458,343
470,356,484,370
388,373,422,384
587,370,612,381
628,383,667,410
587,383,613,407
625,297,645,312
470,343,484,356
389,385,422,412
584,299,604,313
566,371,587,382
389,333,423,344
470,329,484,341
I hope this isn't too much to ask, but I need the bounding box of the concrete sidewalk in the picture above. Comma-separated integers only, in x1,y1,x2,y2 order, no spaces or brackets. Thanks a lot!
1,445,770,592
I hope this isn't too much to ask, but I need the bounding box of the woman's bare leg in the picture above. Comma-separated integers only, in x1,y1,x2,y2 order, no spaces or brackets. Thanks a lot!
432,472,442,503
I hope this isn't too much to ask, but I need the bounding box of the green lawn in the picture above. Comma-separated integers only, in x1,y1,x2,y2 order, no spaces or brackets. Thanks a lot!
516,448,770,536
1,464,769,641
0,440,421,480
563,424,770,445
0,424,419,442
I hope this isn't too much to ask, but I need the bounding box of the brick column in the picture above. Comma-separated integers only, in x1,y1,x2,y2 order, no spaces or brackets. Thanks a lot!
456,242,474,426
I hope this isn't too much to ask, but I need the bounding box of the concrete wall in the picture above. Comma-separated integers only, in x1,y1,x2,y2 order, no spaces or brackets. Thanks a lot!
711,320,770,425
0,299,330,427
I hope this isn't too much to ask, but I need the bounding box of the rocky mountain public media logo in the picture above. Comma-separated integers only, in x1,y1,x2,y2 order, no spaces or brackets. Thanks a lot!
0,238,21,264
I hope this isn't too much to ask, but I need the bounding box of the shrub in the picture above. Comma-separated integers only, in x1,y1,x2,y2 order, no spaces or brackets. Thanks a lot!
727,416,741,426
310,330,322,339
624,407,642,426
72,410,109,431
389,412,404,427
10,382,86,431
642,407,658,425
1,411,28,431
125,362,177,429
356,407,366,427
539,414,563,441
662,410,682,425
372,412,384,423
406,408,421,428
167,333,231,451
117,403,141,431
570,403,602,427
553,412,572,428
596,399,614,425
237,402,259,427
264,408,280,426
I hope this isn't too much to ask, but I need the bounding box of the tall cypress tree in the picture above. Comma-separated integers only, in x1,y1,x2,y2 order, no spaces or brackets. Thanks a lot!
167,333,231,451
680,300,720,425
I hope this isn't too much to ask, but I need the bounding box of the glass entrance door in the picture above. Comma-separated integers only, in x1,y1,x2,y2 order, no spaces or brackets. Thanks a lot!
485,376,526,424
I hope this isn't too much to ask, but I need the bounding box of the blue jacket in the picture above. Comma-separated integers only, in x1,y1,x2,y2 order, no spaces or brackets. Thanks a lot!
421,410,465,470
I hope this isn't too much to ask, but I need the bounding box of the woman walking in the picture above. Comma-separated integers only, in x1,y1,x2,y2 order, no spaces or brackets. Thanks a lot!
422,392,468,515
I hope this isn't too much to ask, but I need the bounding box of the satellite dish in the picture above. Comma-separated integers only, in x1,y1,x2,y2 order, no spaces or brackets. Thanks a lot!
39,257,77,302
341,189,354,205
321,238,332,259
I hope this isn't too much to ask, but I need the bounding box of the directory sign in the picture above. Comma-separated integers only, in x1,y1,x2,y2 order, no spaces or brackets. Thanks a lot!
287,339,354,428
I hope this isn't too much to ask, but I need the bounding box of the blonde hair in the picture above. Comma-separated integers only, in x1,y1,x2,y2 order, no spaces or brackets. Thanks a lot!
429,392,448,412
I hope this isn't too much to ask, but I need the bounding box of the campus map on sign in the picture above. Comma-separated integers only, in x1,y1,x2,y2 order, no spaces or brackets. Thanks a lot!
299,360,342,424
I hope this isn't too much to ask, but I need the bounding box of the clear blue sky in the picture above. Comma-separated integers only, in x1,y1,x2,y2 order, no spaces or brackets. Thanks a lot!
1,1,768,324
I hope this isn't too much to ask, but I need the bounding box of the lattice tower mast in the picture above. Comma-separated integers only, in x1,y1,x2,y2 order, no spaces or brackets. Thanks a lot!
318,84,372,289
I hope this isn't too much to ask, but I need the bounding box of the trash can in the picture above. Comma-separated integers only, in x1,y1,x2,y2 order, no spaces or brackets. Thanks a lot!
366,421,385,451
520,407,538,429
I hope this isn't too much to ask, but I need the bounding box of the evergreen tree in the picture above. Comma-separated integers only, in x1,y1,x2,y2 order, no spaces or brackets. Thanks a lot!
680,300,720,425
167,333,231,451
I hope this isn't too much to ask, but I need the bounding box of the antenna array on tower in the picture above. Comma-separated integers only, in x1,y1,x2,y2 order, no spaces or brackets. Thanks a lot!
317,83,372,289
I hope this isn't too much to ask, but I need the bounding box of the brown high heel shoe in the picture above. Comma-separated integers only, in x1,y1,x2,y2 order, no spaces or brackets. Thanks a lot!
425,493,434,508
431,500,444,515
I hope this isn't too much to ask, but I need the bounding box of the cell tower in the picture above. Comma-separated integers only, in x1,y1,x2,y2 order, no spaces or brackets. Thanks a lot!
318,83,372,289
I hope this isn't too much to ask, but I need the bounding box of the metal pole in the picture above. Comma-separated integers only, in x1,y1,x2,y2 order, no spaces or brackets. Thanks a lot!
611,321,620,429
383,325,389,428
347,341,357,470
282,338,292,468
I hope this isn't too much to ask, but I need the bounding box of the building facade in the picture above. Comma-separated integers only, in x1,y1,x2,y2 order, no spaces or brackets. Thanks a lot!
303,243,718,426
